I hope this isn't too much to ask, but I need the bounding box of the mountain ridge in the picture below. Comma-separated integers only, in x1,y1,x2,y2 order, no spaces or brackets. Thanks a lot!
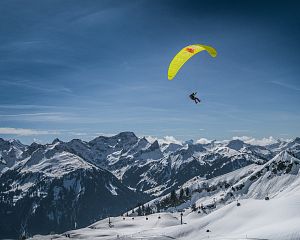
0,133,299,238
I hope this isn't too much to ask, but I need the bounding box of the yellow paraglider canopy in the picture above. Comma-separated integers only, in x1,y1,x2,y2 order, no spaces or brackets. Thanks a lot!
168,44,217,80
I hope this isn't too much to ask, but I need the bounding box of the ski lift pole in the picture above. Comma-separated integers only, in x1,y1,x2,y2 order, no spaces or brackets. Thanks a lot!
109,217,112,228
180,212,183,225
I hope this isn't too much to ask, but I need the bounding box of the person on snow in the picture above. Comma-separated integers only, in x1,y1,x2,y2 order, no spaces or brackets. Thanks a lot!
189,92,201,104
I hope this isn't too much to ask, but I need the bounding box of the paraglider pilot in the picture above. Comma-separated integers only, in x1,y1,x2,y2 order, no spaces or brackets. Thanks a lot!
189,92,201,104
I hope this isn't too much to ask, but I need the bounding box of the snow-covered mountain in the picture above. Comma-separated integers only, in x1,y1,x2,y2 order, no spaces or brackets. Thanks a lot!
153,149,300,213
264,137,299,152
31,149,300,240
48,133,275,196
0,133,298,239
0,137,148,239
0,138,26,172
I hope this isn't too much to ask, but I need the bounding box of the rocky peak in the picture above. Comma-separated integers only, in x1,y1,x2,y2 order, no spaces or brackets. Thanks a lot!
293,137,300,144
0,138,10,151
148,140,160,151
52,138,62,144
227,139,245,151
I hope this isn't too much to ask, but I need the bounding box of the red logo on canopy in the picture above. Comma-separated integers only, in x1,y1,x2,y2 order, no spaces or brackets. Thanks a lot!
186,47,195,53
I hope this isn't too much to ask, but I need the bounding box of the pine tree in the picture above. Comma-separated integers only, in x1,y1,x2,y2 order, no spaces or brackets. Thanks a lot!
170,189,177,206
141,204,145,213
185,187,190,197
156,202,161,213
191,203,197,212
137,206,142,216
179,188,184,199
145,204,151,215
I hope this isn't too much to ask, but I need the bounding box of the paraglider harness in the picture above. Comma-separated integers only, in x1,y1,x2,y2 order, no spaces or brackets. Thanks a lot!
189,92,201,104
189,93,196,100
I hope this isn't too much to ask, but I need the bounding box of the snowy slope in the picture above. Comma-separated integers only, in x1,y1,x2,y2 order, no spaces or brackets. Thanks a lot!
30,148,300,240
143,150,300,213
31,194,300,240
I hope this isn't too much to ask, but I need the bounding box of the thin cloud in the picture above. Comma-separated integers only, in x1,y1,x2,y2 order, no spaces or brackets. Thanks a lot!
0,104,60,110
162,136,182,145
0,104,87,111
145,135,182,145
0,79,73,94
0,112,62,117
232,136,277,146
270,81,300,91
0,128,60,136
69,132,88,136
94,132,116,137
196,138,211,144
0,112,69,122
229,129,250,133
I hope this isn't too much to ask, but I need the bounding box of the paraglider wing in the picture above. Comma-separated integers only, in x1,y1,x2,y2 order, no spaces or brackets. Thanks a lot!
167,44,217,80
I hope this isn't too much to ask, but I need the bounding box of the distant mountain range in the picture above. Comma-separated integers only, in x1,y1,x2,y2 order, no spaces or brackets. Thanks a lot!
0,132,299,239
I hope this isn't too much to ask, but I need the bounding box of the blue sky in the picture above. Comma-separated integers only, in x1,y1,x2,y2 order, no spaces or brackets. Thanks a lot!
0,0,299,144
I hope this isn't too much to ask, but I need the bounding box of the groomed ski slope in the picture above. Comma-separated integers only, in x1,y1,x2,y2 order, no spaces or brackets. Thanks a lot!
32,193,300,240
